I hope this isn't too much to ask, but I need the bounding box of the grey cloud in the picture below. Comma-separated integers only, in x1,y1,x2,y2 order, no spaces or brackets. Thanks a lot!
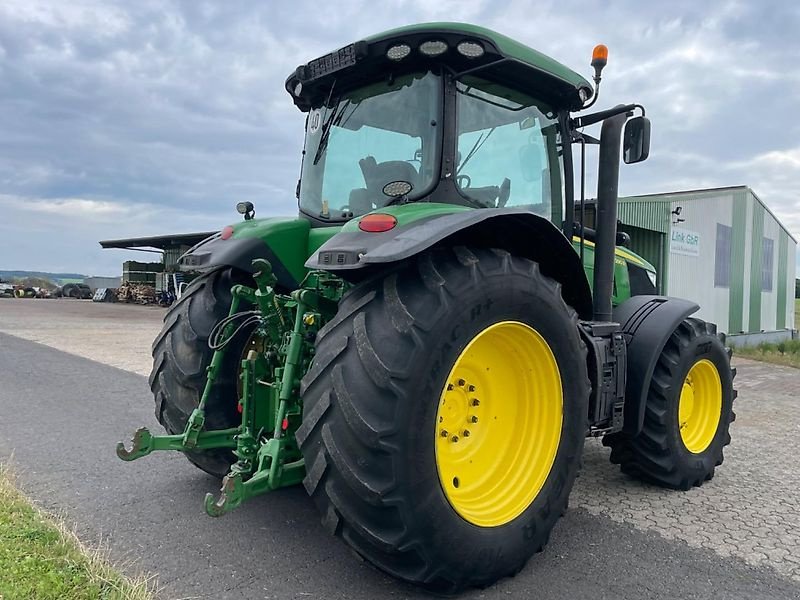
0,0,798,274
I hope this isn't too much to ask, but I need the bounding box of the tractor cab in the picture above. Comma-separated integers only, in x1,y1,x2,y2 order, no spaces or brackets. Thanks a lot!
287,23,591,228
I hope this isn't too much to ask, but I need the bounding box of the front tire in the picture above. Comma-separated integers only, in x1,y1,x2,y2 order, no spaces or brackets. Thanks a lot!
298,247,589,593
603,318,736,489
149,268,252,478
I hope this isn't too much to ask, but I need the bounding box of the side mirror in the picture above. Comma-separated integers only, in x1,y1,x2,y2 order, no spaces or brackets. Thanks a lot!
623,116,650,164
518,144,543,182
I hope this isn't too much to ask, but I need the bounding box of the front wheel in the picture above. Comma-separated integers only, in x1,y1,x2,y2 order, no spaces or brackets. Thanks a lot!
298,246,589,593
603,318,736,489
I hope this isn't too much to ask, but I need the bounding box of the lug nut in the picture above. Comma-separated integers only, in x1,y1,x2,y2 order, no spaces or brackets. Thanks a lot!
440,430,449,437
471,416,479,423
451,435,459,443
463,430,470,437
447,383,454,391
468,385,476,392
457,379,465,387
471,399,480,406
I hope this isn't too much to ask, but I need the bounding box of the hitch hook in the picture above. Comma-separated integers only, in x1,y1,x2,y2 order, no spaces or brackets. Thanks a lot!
116,427,155,461
204,472,244,517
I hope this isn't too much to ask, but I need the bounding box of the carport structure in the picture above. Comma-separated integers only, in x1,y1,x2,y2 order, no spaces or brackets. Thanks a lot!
99,231,215,271
99,231,215,294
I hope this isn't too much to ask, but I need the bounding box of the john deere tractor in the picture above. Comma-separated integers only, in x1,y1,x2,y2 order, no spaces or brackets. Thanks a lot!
118,23,735,592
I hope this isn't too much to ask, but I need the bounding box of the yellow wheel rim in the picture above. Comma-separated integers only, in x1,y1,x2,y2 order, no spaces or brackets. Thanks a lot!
678,359,722,453
434,321,563,528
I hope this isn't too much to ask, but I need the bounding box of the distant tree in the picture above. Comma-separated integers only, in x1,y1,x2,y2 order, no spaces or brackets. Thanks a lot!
796,278,800,298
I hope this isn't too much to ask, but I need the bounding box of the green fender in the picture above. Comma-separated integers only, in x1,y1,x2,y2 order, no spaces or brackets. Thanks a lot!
179,217,341,290
306,204,594,319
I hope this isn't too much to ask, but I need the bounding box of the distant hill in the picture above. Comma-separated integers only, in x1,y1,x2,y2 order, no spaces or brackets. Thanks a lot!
0,270,88,285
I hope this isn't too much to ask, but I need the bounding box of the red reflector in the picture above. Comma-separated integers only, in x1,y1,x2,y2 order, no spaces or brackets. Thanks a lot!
358,214,397,233
221,226,234,240
237,402,243,414
281,417,289,431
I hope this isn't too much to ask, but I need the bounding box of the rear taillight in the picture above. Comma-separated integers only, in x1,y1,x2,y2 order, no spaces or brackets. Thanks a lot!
358,214,397,233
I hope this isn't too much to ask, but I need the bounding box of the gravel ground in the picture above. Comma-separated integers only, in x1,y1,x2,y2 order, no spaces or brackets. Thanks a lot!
2,332,799,600
576,359,800,581
1,298,799,587
0,298,164,376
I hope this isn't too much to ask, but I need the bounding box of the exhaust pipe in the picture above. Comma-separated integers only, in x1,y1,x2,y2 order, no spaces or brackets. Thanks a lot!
592,108,628,322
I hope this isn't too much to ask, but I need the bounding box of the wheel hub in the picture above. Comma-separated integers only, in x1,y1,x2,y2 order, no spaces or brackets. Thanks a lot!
439,379,481,444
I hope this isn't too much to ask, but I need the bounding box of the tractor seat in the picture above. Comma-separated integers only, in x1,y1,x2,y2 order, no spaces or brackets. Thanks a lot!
359,156,420,197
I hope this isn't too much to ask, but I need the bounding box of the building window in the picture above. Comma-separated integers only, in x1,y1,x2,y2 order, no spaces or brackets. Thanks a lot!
714,224,731,288
762,237,774,291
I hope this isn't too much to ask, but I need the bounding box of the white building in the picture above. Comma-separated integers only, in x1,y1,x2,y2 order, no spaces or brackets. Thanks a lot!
616,186,796,344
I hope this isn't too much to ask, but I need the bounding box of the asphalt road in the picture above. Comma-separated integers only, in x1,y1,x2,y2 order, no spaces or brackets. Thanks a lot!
1,332,799,600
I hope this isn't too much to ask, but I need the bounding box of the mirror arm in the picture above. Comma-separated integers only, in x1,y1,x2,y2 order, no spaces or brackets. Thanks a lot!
571,103,645,130
571,104,634,129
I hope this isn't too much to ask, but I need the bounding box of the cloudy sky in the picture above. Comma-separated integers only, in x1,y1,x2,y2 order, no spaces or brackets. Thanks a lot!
0,0,798,275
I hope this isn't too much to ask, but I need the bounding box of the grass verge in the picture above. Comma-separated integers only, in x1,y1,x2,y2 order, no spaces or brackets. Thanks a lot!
0,461,154,600
733,338,800,369
795,298,799,329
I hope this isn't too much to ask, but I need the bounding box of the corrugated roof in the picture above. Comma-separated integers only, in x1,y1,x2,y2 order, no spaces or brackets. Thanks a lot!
620,185,749,201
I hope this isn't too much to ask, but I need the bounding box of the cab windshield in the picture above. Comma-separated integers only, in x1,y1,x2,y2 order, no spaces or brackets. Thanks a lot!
299,71,440,221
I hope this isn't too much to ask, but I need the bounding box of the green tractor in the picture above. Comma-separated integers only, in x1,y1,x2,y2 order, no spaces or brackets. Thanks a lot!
118,23,735,592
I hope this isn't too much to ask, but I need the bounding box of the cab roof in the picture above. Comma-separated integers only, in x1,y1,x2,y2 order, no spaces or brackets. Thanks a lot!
286,22,594,112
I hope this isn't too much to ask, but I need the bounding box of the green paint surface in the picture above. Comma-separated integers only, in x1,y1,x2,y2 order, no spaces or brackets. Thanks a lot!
307,227,342,258
777,232,788,329
571,239,654,305
729,193,747,333
365,23,591,95
229,203,656,308
232,217,343,283
748,201,765,332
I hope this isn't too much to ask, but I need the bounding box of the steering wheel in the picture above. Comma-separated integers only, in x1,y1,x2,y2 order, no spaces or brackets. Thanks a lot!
497,178,511,207
456,174,471,189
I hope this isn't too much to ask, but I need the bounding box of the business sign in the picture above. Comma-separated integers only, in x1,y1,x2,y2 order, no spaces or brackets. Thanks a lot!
670,227,701,257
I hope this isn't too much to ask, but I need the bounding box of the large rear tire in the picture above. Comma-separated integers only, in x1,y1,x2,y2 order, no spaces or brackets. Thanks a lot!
298,247,589,593
603,318,736,489
149,268,252,478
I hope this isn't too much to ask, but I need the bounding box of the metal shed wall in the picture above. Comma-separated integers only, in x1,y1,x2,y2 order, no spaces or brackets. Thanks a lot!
618,186,796,337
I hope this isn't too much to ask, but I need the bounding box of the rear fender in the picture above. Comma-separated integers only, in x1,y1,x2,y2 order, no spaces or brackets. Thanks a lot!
613,295,699,435
306,208,593,319
179,218,322,290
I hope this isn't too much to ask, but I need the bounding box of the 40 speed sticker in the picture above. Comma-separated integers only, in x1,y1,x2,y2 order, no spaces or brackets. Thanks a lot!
309,109,322,134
